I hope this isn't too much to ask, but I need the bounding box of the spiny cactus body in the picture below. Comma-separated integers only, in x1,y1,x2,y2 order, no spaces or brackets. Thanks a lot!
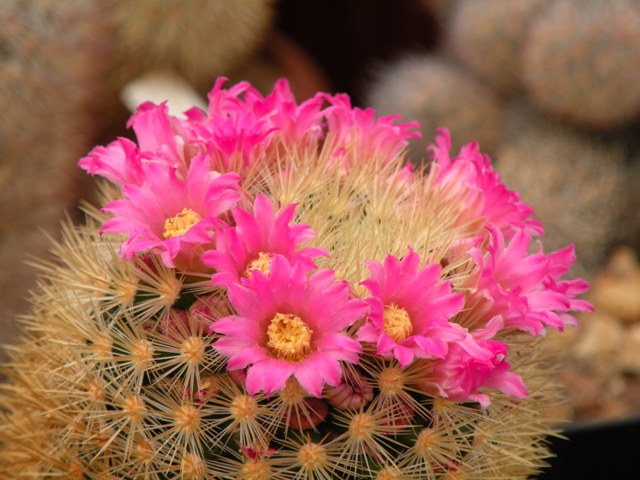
0,79,590,479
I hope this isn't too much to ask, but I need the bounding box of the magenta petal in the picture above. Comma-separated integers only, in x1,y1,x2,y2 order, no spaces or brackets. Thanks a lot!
411,335,447,358
486,370,528,399
245,359,293,396
227,346,269,370
298,353,342,388
376,334,397,356
393,345,415,367
293,363,325,397
210,316,260,340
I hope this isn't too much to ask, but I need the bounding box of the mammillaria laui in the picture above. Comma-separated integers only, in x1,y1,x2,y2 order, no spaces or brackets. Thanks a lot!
0,78,591,479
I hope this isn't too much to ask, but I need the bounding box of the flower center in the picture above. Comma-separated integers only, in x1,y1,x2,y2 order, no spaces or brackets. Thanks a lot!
267,313,313,362
163,208,202,238
244,252,273,278
383,304,413,343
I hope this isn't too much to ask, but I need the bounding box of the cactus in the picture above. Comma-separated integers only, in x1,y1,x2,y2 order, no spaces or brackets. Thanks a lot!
0,79,591,478
365,55,505,162
521,0,640,130
109,0,275,92
0,0,117,347
446,0,549,94
495,105,628,277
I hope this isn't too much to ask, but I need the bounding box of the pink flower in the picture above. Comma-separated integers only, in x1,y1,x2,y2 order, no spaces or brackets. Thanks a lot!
429,129,542,239
467,226,593,335
210,255,367,397
202,194,327,287
78,137,145,187
101,154,241,269
358,248,466,367
417,318,528,407
185,78,325,172
321,93,421,168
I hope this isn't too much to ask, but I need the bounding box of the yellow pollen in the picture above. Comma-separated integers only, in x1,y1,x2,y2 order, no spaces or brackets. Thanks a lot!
244,252,273,278
383,304,413,343
267,313,313,362
163,208,202,238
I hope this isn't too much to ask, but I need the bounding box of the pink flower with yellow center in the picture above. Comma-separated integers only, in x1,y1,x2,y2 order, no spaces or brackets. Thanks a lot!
467,226,593,335
101,154,241,269
201,194,327,287
358,249,466,367
210,255,367,397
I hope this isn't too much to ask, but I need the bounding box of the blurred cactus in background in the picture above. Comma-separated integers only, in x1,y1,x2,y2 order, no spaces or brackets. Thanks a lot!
0,79,590,478
0,0,117,348
109,0,275,92
446,0,548,94
366,55,505,162
496,106,629,278
521,0,640,130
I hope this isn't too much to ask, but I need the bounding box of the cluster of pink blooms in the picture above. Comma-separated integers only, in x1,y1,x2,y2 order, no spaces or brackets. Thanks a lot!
79,78,592,408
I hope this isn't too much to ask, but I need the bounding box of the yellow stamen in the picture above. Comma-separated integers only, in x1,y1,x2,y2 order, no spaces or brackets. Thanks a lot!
244,252,273,278
267,313,313,362
383,304,413,343
163,208,202,238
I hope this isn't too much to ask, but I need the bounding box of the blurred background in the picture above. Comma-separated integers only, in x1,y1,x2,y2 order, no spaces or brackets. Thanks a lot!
1,0,639,430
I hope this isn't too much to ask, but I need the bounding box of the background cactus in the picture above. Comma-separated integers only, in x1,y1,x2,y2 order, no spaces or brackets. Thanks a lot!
521,0,640,130
0,80,589,478
109,0,275,93
365,55,505,161
0,0,118,351
495,106,628,277
445,0,549,94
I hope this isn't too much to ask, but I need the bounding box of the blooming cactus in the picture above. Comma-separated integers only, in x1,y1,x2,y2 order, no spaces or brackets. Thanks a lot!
0,78,591,479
